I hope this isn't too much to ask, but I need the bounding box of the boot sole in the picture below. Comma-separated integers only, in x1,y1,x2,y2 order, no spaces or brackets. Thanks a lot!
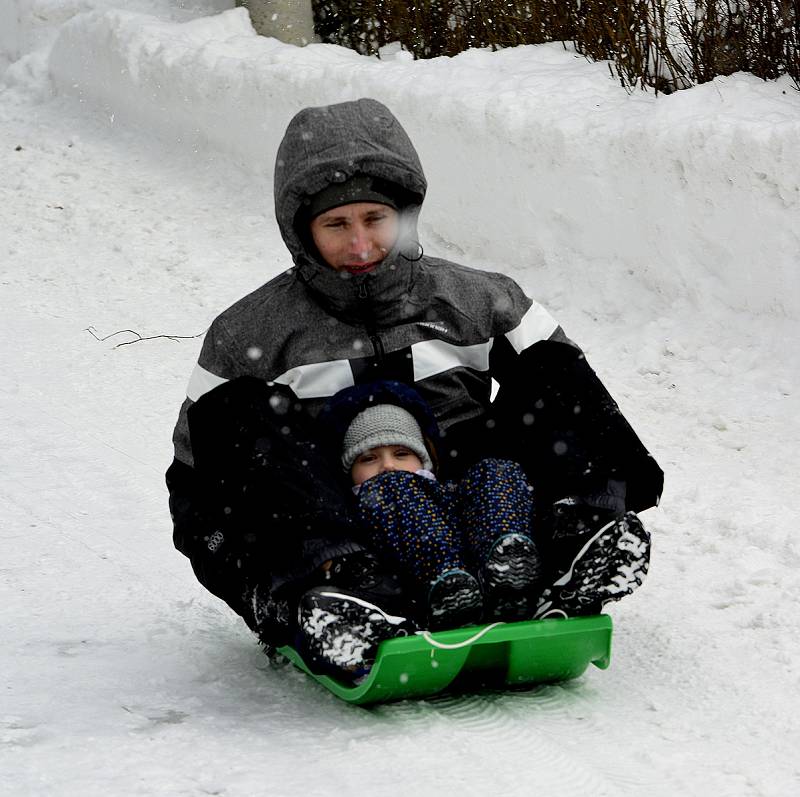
481,533,542,620
427,570,484,630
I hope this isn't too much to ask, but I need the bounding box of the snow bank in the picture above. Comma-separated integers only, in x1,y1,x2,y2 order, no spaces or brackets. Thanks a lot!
0,0,231,69
40,7,800,319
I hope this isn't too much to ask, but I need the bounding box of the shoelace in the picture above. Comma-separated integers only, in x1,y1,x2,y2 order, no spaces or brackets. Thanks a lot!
419,622,505,650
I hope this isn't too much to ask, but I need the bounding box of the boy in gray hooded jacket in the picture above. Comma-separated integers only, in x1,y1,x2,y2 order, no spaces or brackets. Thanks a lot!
166,98,663,679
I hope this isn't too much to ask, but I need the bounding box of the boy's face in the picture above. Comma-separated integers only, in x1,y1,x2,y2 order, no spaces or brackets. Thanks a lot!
310,202,399,274
351,445,424,486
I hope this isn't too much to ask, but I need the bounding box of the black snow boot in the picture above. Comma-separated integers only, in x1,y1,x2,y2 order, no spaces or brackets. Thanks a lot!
534,512,651,618
479,533,543,621
297,586,414,680
426,569,484,631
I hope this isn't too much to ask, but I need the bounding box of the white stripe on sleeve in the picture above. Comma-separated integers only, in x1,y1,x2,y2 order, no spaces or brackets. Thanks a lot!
504,301,559,355
272,359,354,399
186,363,229,402
411,338,491,381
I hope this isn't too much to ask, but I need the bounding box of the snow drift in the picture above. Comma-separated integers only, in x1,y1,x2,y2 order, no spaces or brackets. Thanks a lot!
35,6,800,319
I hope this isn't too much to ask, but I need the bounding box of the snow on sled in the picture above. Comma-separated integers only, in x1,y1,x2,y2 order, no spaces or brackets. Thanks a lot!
278,614,612,705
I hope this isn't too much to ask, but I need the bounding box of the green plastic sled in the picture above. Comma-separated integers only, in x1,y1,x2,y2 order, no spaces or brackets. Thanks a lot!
278,614,613,705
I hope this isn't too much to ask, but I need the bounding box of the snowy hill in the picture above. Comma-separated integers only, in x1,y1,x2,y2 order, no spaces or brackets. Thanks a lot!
2,3,799,795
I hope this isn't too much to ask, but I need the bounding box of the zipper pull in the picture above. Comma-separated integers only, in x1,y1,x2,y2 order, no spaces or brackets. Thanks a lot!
357,281,368,299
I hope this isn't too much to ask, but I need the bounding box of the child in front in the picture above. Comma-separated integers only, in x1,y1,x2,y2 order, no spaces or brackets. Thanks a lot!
297,380,650,679
316,381,544,631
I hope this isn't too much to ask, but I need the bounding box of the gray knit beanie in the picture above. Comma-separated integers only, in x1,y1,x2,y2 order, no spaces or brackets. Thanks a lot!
342,404,433,472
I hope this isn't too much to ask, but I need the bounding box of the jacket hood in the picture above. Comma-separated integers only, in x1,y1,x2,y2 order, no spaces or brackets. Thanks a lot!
273,99,428,326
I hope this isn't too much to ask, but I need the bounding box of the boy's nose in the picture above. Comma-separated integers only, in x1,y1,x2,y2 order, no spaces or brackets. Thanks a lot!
349,225,371,258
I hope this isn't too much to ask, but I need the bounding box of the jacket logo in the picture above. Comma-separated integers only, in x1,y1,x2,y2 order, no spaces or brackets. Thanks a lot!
418,321,450,335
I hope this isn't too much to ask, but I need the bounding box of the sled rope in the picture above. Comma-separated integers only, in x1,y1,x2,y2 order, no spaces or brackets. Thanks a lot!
420,622,505,650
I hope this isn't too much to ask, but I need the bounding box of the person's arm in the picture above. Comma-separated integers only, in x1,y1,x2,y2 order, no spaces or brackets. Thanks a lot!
166,455,257,620
166,317,258,624
487,283,663,514
170,356,372,643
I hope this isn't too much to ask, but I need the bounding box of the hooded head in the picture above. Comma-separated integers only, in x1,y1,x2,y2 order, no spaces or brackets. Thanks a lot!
321,380,440,474
273,100,428,321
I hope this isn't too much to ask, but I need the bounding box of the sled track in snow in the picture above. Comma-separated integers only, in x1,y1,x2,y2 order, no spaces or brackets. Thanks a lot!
369,688,618,796
372,681,672,796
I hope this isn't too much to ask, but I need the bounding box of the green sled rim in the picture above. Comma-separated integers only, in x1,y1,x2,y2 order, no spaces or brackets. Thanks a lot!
278,614,613,705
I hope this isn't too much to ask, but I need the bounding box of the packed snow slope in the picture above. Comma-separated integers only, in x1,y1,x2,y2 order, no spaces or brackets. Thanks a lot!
2,5,799,796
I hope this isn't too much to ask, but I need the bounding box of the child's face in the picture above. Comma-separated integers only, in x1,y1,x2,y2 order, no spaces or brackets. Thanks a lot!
351,445,424,486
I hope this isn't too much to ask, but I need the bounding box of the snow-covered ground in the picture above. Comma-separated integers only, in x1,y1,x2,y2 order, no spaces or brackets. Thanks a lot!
2,4,799,795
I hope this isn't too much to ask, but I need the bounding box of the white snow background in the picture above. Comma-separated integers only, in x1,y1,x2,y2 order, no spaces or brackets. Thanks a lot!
2,2,799,795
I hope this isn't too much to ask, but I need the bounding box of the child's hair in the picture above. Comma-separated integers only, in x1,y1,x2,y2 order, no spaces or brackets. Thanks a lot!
341,404,433,472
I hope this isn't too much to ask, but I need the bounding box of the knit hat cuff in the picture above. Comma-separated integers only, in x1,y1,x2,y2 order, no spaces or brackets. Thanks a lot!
342,430,432,473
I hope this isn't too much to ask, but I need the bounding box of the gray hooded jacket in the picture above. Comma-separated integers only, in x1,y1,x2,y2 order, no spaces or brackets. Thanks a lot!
170,98,565,469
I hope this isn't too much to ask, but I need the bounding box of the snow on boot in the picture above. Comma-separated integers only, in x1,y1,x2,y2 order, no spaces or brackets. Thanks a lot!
534,512,650,618
479,532,543,621
426,568,483,630
297,586,412,680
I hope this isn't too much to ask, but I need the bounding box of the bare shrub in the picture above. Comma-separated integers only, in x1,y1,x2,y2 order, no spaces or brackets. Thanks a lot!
311,0,799,91
675,0,799,86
